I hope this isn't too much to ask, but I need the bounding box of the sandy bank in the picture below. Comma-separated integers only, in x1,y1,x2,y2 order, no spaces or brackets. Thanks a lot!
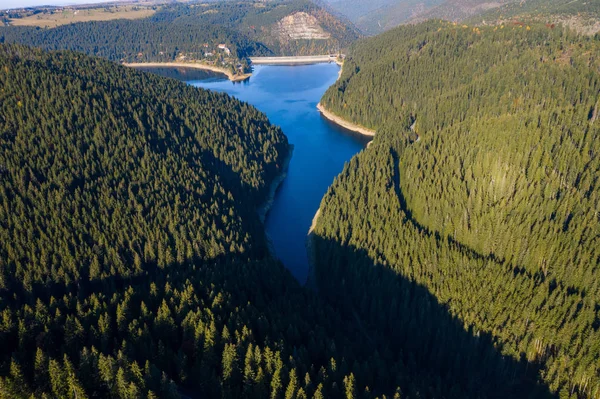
251,55,339,65
317,103,376,137
124,62,251,82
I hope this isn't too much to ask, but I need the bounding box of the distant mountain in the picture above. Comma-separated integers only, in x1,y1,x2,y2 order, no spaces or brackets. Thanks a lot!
322,0,507,33
323,0,600,34
322,0,426,33
0,0,360,61
470,0,600,35
321,0,398,22
408,0,514,24
327,0,513,35
349,0,445,34
231,0,361,55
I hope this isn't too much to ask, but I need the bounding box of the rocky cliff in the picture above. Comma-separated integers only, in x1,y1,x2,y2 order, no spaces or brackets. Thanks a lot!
273,12,332,41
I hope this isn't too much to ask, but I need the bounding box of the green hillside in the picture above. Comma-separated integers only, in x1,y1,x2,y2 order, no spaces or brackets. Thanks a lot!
0,42,287,397
317,21,600,398
0,43,543,399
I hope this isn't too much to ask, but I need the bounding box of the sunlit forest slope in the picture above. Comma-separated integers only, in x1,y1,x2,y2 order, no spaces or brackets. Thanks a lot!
316,21,600,398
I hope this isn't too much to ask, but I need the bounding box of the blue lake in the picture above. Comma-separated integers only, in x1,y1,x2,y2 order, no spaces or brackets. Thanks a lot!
139,63,369,283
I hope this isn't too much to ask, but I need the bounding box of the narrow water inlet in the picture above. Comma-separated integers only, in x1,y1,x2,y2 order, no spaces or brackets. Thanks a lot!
136,63,370,283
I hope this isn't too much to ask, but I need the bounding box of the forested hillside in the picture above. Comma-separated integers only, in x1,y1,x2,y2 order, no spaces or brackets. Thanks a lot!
154,0,359,56
316,22,600,398
0,42,287,397
0,0,359,63
0,43,547,399
0,19,266,63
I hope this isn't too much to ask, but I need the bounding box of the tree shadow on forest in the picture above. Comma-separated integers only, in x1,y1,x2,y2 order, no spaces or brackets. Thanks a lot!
311,233,557,399
389,148,510,268
3,146,272,306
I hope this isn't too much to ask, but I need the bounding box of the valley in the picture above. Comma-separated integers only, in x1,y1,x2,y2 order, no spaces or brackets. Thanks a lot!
1,0,600,398
184,63,369,283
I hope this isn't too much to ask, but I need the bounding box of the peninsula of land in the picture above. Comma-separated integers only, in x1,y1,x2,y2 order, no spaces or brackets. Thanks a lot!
315,59,375,137
123,62,251,82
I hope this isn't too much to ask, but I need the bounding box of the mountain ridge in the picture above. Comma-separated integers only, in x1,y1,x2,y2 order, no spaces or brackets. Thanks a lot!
323,0,600,34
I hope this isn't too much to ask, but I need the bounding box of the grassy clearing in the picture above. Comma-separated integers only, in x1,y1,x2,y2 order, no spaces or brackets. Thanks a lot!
8,6,155,28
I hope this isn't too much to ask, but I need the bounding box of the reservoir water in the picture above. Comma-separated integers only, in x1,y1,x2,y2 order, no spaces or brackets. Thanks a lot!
139,63,369,283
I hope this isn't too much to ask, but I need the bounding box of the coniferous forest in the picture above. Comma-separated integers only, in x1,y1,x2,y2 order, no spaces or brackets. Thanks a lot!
316,21,600,398
1,3,600,398
0,43,545,399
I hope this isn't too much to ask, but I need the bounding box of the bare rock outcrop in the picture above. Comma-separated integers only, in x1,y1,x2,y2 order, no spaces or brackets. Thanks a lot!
273,12,331,41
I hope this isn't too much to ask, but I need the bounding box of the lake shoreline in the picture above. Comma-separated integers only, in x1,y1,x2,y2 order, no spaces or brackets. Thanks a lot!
305,60,375,288
305,208,321,290
258,145,294,224
189,62,365,283
124,62,251,82
316,60,376,138
317,103,376,137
